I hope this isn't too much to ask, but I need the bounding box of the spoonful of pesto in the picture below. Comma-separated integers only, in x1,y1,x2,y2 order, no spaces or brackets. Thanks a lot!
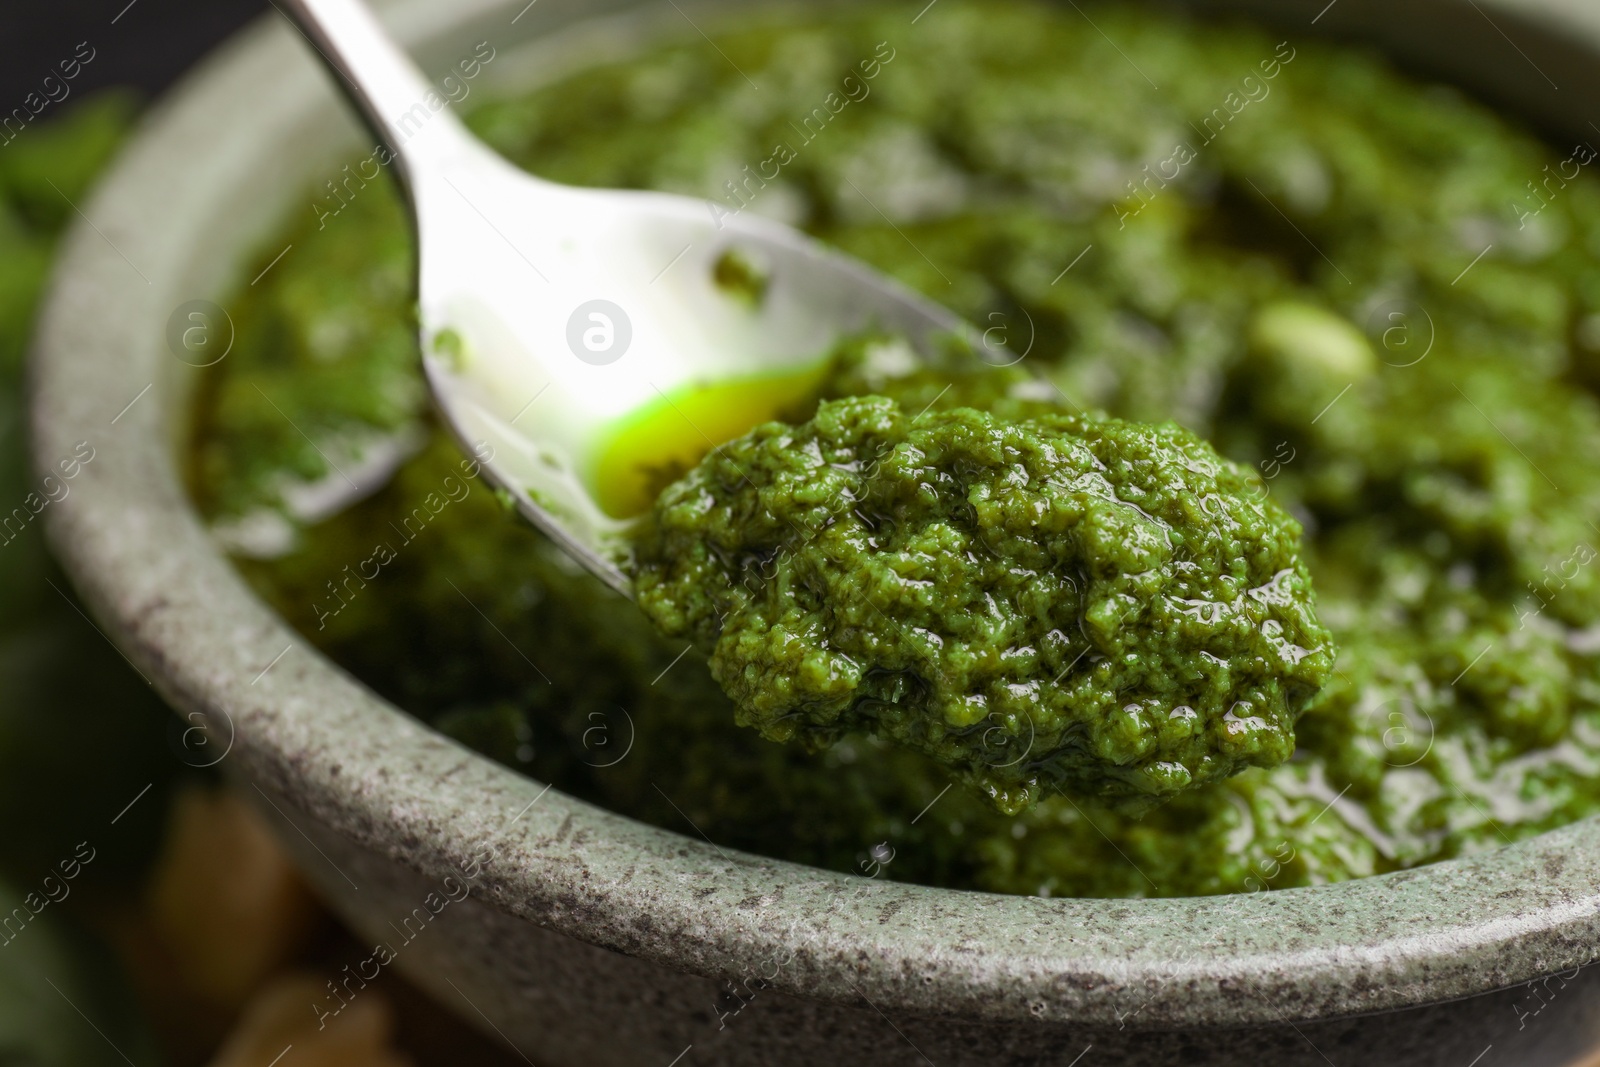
278,0,1332,808
632,344,1334,813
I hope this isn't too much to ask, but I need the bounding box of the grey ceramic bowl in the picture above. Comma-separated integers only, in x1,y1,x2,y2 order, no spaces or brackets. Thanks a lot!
30,0,1600,1063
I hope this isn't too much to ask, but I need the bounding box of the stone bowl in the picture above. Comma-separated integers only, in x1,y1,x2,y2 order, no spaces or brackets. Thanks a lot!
29,0,1600,1063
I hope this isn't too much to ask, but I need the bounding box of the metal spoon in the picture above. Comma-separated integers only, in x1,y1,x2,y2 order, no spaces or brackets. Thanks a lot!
277,0,967,597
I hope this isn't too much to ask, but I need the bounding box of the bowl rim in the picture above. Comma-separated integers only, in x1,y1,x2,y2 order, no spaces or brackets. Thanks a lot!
29,0,1600,1031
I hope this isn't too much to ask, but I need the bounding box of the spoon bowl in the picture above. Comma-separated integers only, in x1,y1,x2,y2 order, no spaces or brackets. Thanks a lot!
280,0,969,595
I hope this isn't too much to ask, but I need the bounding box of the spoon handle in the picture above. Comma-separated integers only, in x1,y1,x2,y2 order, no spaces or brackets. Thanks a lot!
274,0,477,195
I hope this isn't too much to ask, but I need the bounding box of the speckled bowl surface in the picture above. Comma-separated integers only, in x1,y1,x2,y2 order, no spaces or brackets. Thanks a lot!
29,0,1600,1064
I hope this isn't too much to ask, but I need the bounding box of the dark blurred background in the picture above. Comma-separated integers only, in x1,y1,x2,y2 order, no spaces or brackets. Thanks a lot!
2,0,267,111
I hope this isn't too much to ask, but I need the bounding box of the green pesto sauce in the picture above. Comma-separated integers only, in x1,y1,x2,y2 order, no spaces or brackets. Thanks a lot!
191,0,1600,897
631,348,1333,813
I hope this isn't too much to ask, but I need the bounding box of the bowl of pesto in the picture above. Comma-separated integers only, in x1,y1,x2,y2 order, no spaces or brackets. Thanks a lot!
31,0,1600,1063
